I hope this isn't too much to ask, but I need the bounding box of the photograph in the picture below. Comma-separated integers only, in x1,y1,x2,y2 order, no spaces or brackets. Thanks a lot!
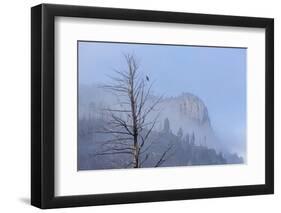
77,41,246,170
30,3,274,209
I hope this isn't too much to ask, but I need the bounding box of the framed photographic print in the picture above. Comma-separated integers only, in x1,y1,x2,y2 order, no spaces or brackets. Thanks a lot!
31,3,274,209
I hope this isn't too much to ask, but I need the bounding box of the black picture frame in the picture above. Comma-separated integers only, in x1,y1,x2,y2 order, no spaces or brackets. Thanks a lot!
31,3,274,209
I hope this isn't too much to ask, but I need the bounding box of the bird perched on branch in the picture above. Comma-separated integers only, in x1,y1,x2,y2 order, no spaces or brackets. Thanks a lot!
146,75,150,81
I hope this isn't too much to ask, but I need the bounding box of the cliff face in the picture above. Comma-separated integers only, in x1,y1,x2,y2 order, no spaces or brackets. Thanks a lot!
155,93,211,129
176,92,210,125
151,93,221,151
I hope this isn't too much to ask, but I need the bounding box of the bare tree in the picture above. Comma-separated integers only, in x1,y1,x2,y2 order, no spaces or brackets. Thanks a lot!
95,54,174,168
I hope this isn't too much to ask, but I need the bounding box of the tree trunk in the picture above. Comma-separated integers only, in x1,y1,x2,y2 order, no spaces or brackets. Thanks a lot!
133,135,139,168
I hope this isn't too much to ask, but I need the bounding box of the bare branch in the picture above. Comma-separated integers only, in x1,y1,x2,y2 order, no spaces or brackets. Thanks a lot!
139,153,150,167
93,151,133,156
124,161,134,168
140,139,156,155
98,147,134,153
154,144,175,167
101,108,131,113
96,130,132,136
